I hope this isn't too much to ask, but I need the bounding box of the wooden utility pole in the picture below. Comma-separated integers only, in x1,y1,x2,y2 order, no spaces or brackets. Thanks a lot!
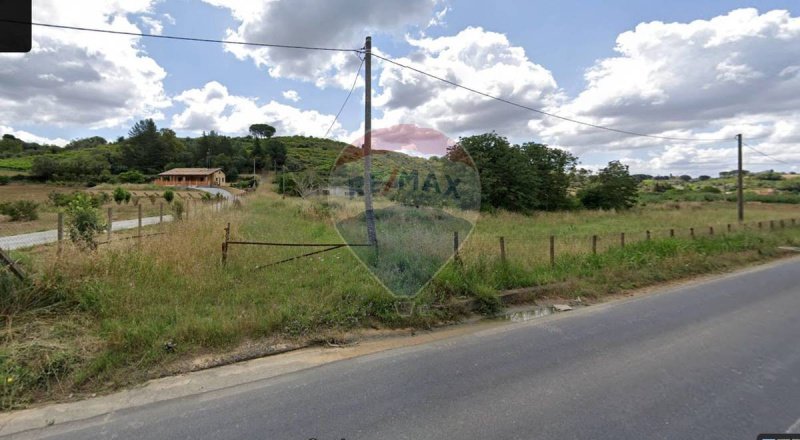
737,133,744,222
363,35,378,246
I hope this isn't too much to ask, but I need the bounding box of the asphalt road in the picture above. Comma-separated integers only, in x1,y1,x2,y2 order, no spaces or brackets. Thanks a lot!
0,216,172,250
16,258,800,439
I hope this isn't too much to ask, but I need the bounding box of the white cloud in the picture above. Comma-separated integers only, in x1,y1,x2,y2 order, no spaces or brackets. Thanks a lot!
361,27,561,141
536,8,800,153
0,125,68,146
282,90,300,102
201,0,443,88
0,0,170,130
171,81,342,138
140,16,164,35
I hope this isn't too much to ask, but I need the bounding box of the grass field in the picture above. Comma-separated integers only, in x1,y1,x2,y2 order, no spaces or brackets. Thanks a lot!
2,187,800,410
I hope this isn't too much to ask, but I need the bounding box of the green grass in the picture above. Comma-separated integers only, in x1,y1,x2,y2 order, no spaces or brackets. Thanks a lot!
2,193,800,410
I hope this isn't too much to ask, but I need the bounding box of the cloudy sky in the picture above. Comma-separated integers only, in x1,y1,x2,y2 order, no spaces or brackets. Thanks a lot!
2,0,799,175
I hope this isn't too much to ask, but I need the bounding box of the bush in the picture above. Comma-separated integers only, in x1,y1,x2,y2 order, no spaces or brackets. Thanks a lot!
112,187,130,205
0,200,39,221
172,199,184,220
117,170,147,184
163,189,174,204
0,175,9,185
699,185,721,194
65,194,105,250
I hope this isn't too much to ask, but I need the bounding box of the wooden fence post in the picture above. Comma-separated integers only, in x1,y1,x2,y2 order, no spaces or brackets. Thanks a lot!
758,221,763,230
770,220,775,230
792,218,796,226
709,226,714,236
107,207,112,242
780,219,785,229
690,227,695,239
499,236,506,263
222,222,231,265
592,235,597,255
670,228,675,238
138,204,143,245
57,212,64,255
549,235,555,267
0,248,25,280
159,202,164,223
727,223,732,233
453,231,460,263
646,230,651,241
620,232,625,248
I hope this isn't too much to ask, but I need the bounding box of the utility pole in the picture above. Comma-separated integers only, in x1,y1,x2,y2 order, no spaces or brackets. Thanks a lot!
363,35,378,246
737,133,744,222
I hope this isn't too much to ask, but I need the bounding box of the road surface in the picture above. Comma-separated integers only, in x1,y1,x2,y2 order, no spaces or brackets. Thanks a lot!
0,215,172,250
12,257,800,439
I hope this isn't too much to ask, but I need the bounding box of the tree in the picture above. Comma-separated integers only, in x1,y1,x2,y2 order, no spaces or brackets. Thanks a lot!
679,175,692,182
518,142,577,211
452,133,576,212
66,194,105,250
265,139,287,168
579,160,638,210
121,119,184,174
249,124,276,139
698,175,711,181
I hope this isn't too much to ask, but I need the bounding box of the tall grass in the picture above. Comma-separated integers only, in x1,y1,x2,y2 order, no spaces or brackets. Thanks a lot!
2,193,799,409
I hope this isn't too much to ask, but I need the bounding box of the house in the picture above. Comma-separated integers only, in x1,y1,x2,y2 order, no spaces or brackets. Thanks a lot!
155,168,226,187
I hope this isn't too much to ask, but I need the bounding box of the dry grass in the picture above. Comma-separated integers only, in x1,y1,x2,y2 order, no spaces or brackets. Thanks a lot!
3,192,800,409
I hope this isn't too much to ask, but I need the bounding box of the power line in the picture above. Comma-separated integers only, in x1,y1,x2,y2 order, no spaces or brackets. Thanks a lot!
369,52,733,143
322,56,364,139
0,19,359,53
743,142,793,166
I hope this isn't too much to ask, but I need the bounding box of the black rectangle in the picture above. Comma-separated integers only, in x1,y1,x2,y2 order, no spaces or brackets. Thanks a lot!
757,434,800,440
0,0,32,53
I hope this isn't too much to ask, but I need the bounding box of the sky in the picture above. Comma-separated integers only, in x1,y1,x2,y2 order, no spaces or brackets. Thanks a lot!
1,0,800,176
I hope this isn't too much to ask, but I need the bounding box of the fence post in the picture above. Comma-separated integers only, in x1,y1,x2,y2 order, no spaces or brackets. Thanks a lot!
549,235,555,267
793,218,796,226
670,228,675,238
57,212,64,255
758,221,762,230
709,226,714,236
107,207,112,242
727,223,732,233
592,235,597,255
780,219,785,229
620,232,625,248
453,231,460,263
186,198,190,220
690,227,695,239
646,230,651,241
222,222,231,265
159,203,163,223
499,236,506,263
138,204,143,245
770,220,775,230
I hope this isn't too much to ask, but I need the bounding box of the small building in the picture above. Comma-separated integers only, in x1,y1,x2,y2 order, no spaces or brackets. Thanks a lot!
155,168,226,187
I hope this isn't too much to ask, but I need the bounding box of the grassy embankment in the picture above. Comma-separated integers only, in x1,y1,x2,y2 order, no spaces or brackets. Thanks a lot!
2,189,800,410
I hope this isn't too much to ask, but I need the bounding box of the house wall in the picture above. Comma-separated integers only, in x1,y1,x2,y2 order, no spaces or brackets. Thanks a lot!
155,175,212,187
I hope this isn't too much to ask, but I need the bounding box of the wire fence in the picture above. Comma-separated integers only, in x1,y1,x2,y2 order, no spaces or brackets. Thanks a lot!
1,197,236,251
459,217,800,269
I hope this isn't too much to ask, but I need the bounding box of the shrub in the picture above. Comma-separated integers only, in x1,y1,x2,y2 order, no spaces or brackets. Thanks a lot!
112,187,130,205
0,200,39,221
0,175,9,185
163,189,174,204
117,170,147,184
172,199,184,220
699,185,721,194
65,193,105,250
